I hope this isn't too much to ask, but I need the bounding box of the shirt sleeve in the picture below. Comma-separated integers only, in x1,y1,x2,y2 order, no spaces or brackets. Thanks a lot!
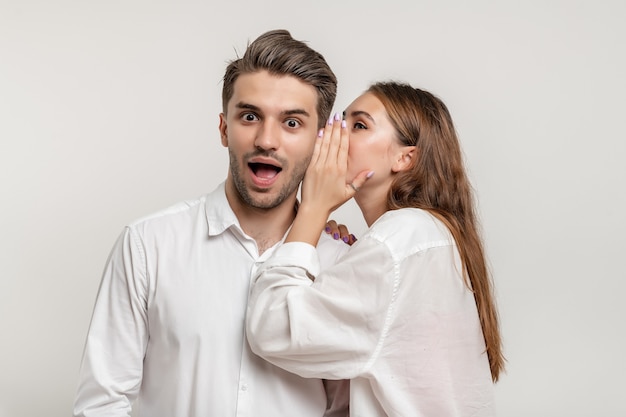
73,227,149,417
246,237,396,380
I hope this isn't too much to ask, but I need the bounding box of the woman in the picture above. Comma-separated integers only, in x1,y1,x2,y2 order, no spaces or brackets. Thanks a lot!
246,82,504,416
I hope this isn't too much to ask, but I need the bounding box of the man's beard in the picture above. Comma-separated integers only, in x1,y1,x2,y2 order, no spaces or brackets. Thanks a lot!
228,149,311,209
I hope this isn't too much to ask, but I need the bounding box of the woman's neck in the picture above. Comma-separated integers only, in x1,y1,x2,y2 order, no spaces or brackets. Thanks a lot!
355,186,389,227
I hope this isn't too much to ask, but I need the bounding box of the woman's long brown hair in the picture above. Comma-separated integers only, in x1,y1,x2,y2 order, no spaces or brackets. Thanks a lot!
368,82,505,382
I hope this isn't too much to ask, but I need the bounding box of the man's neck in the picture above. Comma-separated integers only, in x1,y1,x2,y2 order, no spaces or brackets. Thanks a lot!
225,182,298,255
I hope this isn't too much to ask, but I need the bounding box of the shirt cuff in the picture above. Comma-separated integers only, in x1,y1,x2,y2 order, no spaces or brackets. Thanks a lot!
266,241,320,277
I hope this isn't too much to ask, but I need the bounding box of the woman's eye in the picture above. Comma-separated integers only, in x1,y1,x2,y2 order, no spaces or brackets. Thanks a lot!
353,121,367,129
285,119,301,128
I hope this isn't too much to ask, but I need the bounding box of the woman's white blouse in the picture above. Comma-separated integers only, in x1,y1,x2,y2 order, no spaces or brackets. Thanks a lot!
246,208,495,417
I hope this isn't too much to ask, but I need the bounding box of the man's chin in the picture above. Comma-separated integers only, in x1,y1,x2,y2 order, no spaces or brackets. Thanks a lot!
247,194,288,210
233,175,301,211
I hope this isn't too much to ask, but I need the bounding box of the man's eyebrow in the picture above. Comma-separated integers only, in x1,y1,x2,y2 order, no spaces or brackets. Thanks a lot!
345,110,376,124
234,102,310,118
283,109,311,117
234,102,260,111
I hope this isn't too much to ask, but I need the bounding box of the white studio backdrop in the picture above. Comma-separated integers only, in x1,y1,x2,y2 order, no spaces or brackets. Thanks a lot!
1,1,625,416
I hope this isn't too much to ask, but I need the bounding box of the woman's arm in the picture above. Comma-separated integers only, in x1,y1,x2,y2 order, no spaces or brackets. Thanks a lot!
246,236,395,380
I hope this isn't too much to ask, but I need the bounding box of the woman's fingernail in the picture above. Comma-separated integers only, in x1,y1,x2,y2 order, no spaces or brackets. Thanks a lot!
328,115,334,125
318,129,324,138
334,112,341,121
342,236,349,243
350,234,357,241
325,226,331,233
341,119,346,128
366,171,375,179
333,233,339,240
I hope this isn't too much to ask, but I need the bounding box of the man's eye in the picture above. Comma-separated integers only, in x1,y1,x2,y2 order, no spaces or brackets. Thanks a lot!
285,119,300,128
242,113,258,122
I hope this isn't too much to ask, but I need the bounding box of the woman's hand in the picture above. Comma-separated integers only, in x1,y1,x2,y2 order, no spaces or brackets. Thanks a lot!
300,113,371,216
285,113,371,246
325,220,357,245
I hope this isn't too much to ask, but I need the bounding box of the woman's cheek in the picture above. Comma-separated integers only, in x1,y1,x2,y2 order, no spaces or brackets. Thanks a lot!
346,156,358,179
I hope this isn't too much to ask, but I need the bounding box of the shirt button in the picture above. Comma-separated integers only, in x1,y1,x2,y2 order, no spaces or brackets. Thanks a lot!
241,384,248,391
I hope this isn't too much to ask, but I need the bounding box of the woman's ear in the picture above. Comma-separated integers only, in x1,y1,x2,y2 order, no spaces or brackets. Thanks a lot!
219,113,228,147
391,146,417,173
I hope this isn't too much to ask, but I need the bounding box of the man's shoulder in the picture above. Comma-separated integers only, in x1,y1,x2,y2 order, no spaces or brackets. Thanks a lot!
127,183,226,231
126,195,208,234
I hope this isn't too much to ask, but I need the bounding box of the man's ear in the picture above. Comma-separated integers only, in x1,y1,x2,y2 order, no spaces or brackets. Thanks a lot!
391,146,417,173
219,113,228,147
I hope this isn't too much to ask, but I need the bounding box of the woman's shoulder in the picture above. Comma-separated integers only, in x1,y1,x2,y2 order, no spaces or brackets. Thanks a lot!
364,208,455,259
370,208,446,235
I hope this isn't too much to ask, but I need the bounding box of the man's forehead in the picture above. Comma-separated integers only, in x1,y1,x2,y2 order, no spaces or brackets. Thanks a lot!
229,72,318,112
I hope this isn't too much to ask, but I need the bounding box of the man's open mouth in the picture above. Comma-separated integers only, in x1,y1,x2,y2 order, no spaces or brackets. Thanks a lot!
249,162,282,179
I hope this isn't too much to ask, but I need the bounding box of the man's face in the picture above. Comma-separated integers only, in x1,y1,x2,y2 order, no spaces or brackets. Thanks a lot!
220,70,319,210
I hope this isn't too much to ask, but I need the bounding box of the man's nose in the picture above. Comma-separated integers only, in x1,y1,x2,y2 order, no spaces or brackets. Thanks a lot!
254,120,280,151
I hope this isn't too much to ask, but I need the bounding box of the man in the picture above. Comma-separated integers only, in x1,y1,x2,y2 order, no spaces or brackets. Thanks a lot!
73,29,349,417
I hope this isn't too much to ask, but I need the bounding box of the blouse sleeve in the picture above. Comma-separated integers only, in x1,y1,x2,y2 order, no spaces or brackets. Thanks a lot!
246,237,396,380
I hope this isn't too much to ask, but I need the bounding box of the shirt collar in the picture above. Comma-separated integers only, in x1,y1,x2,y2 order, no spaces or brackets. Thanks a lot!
203,181,301,239
204,182,240,237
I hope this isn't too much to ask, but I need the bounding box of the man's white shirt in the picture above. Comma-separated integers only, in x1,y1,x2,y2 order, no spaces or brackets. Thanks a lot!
73,182,349,417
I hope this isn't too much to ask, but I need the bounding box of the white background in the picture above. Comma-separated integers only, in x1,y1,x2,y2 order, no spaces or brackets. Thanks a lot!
1,1,625,416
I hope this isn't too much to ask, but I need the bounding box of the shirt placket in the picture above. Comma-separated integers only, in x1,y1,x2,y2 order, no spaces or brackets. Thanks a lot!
234,241,276,417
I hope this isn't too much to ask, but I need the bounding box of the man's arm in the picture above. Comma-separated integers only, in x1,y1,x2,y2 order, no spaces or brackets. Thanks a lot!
73,227,149,417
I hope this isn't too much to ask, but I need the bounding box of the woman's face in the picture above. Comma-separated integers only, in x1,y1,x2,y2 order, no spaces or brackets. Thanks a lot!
343,92,404,188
